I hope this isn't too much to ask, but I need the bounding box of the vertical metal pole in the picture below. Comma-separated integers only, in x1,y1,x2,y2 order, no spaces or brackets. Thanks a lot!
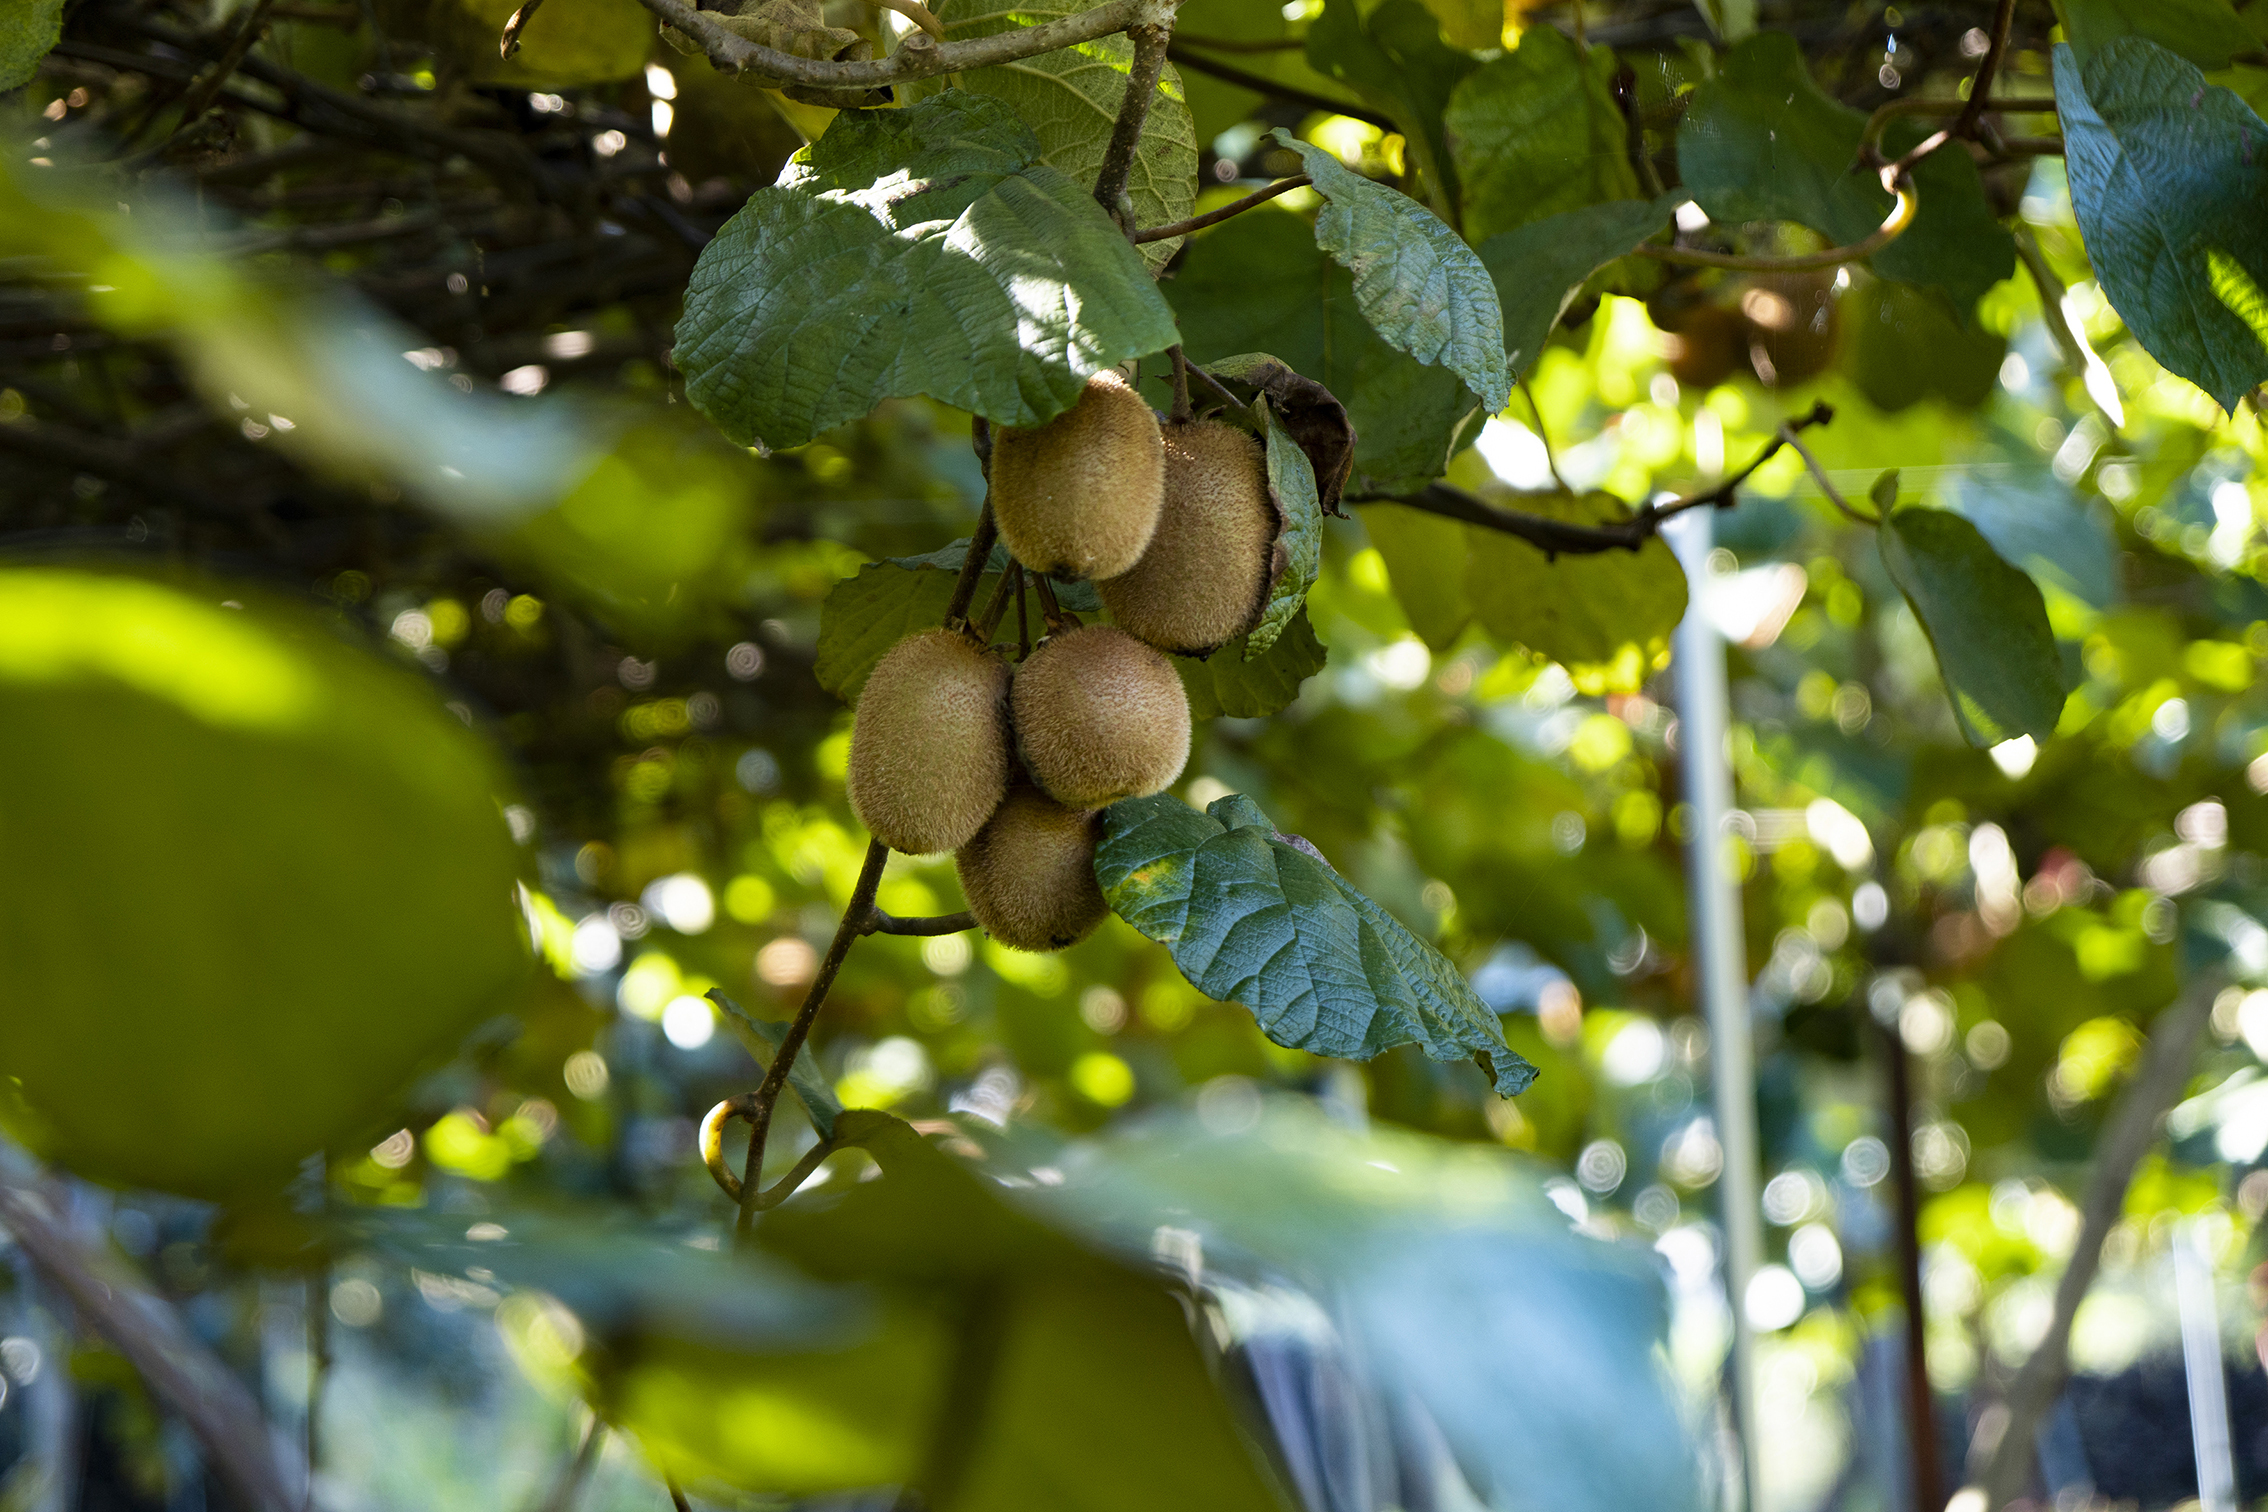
2175,1220,2237,1512
1666,511,1762,1512
1880,1009,1941,1512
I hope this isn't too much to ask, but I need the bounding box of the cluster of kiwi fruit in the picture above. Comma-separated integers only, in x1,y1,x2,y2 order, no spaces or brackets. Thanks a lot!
1651,270,1843,391
846,370,1280,952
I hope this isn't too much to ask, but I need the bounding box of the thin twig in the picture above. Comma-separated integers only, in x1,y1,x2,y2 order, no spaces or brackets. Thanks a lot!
863,909,978,936
1861,93,2057,156
1878,1010,1939,1512
1093,19,1175,233
701,1114,840,1208
972,559,1021,644
170,0,278,131
1517,374,1568,494
732,840,888,1241
634,0,1166,90
1134,175,1310,244
1347,402,1833,555
499,0,546,58
944,500,998,631
1033,573,1070,633
530,1415,605,1512
1953,0,2021,142
1638,177,1918,271
1969,975,2220,1508
876,0,947,39
0,1174,301,1512
1783,427,1876,525
1165,41,1397,131
667,1475,692,1512
1188,363,1244,413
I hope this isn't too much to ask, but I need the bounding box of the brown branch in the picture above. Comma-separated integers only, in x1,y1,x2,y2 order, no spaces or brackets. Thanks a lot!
863,909,977,936
943,499,998,630
1134,175,1310,244
971,559,1022,644
635,0,1170,89
732,839,888,1240
1347,401,1833,556
0,1173,302,1512
1165,41,1398,132
1093,19,1175,233
170,0,277,131
1166,345,1193,423
1953,0,2021,142
1637,177,1917,271
1970,975,2220,1507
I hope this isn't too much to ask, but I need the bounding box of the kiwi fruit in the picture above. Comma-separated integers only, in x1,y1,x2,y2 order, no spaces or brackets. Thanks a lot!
990,372,1165,580
954,785,1110,951
1099,419,1277,655
847,628,1010,854
1010,624,1190,808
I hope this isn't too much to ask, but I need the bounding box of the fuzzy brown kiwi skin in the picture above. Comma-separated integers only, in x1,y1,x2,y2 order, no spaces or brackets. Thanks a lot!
954,785,1109,952
1100,418,1276,656
846,628,1010,855
990,372,1165,581
1010,624,1190,809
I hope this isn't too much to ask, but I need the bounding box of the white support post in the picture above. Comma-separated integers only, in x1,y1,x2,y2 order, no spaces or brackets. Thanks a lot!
1667,509,1763,1512
2175,1219,2237,1512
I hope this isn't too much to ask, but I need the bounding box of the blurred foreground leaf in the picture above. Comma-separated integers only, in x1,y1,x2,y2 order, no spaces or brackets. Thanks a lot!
1096,792,1534,1093
1463,491,1687,693
0,570,526,1199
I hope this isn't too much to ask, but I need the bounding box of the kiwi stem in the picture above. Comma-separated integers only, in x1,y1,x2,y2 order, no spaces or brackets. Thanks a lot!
1092,20,1175,237
1187,362,1244,414
943,499,998,628
1032,573,1073,634
1133,174,1312,245
1016,561,1032,656
1167,346,1194,425
732,838,888,1243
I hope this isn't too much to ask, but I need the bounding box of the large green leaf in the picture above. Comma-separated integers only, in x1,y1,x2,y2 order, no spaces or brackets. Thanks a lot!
1479,195,1680,374
1096,792,1535,1094
1249,395,1324,658
902,0,1197,271
815,557,971,703
2054,39,2268,412
1159,209,1482,491
1273,133,1511,414
2060,0,2260,70
0,570,526,1200
2,0,62,89
1878,507,2068,747
1675,32,2015,310
1168,0,1372,146
1173,610,1328,718
1304,0,1476,213
1462,492,1687,693
1360,502,1472,652
1444,26,1641,245
676,92,1179,450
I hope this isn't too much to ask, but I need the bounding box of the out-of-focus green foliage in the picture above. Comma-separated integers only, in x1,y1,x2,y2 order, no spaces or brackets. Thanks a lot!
0,569,526,1197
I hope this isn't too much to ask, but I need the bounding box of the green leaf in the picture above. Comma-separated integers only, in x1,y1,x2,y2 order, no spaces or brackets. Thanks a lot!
1675,32,2015,310
2,0,62,90
1173,610,1328,718
1843,277,2008,412
815,557,969,703
1361,502,1473,652
707,991,843,1138
1444,26,1641,245
902,0,1197,271
452,0,652,86
1479,195,1681,374
1462,492,1687,694
888,538,1100,611
1691,0,1756,40
2060,0,2261,70
0,570,526,1200
2054,39,2268,413
675,92,1179,450
1249,396,1324,658
1271,132,1510,413
1097,793,1535,1094
1168,0,1373,146
1877,507,2068,747
1869,470,1900,513
1304,0,1477,213
1158,209,1482,491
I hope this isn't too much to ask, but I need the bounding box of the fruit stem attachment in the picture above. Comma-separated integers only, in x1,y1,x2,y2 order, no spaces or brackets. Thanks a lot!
703,1097,842,1208
1167,346,1194,425
972,559,1022,644
1093,18,1175,237
730,838,888,1242
943,500,999,630
1032,573,1074,634
1133,174,1311,244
